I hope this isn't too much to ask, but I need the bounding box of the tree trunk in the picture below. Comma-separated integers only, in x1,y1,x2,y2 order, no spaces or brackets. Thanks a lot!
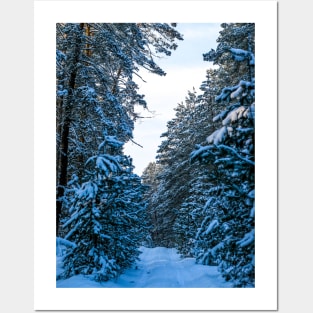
56,23,84,236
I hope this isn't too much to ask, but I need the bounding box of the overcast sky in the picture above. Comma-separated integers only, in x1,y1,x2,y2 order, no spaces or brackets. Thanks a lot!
124,23,221,175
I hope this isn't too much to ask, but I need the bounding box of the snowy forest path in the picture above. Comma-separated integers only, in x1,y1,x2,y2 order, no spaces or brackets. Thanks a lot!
57,246,232,288
133,246,187,287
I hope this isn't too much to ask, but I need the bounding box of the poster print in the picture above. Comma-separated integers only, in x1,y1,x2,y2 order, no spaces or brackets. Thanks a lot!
34,1,277,310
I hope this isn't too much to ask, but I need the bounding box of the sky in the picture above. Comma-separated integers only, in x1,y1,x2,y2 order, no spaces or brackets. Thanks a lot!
124,23,221,175
57,246,232,288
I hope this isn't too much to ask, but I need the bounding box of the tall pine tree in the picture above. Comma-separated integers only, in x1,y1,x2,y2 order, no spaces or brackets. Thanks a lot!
56,23,183,235
191,23,255,287
59,136,148,281
56,23,183,281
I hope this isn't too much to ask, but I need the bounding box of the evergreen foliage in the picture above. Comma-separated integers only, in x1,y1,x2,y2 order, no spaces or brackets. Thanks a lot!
56,23,183,234
141,68,223,255
142,23,255,287
57,22,256,287
56,23,183,281
190,23,255,287
60,136,148,281
143,91,197,247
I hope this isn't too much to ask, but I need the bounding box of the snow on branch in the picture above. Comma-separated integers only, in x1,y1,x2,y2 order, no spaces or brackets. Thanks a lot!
190,145,217,162
62,208,87,229
228,48,255,65
207,126,233,145
204,219,219,235
56,237,77,248
231,80,254,100
86,154,122,177
237,229,255,247
95,155,121,177
222,106,247,126
250,202,255,218
216,80,254,103
76,181,99,200
217,144,255,166
98,135,124,150
64,220,82,241
200,242,225,265
215,86,237,103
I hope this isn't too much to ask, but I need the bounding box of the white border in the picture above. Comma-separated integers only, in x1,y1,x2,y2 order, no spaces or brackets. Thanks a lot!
34,1,277,310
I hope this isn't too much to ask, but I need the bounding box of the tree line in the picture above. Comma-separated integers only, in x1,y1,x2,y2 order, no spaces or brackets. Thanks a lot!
56,23,183,281
56,23,255,287
142,23,255,287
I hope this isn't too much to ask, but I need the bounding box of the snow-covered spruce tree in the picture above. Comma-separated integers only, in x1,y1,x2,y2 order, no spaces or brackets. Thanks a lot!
203,23,255,86
172,70,225,257
56,23,183,235
190,23,255,287
173,169,217,257
141,161,162,247
145,92,200,247
143,88,217,251
59,136,148,282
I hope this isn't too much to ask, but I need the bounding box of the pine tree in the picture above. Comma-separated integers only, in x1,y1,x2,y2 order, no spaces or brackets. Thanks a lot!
143,87,216,250
56,23,183,281
190,23,255,287
59,136,148,282
146,92,199,247
56,23,183,235
172,70,225,257
141,161,161,247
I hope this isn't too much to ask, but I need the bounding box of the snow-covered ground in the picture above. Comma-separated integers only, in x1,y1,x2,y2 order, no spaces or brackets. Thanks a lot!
57,246,233,288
